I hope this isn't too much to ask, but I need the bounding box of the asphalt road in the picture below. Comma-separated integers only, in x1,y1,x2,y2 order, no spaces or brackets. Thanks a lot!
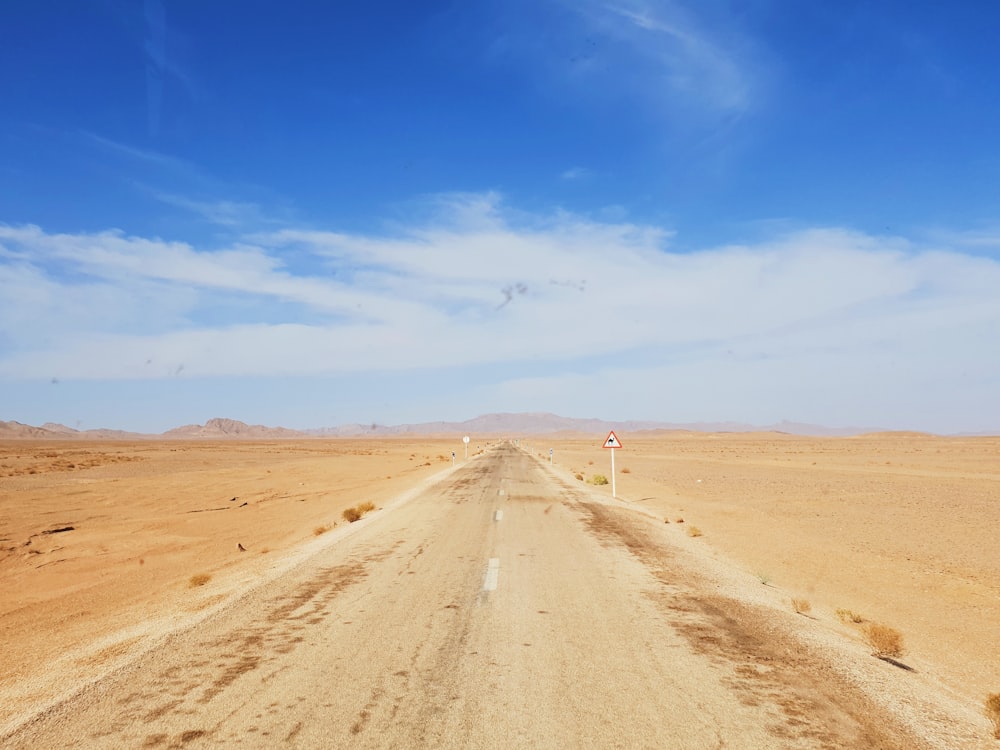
7,444,921,749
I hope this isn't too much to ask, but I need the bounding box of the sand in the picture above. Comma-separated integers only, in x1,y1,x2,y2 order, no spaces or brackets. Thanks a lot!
538,432,1000,706
2,432,998,736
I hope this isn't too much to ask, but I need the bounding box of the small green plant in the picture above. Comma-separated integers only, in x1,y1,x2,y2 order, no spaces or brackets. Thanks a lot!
188,573,211,588
590,474,609,485
687,526,703,538
864,622,905,659
985,693,1000,739
792,598,811,615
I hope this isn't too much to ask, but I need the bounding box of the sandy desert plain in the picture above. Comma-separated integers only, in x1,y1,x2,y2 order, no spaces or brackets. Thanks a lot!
1,430,998,743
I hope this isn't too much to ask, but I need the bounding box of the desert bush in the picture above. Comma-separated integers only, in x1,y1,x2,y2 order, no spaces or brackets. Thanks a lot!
621,467,631,474
985,693,1000,739
342,501,377,523
792,598,812,615
836,608,865,624
314,524,332,536
590,474,609,486
188,573,211,588
574,473,584,481
864,622,905,659
687,526,703,538
675,517,685,524
588,460,594,466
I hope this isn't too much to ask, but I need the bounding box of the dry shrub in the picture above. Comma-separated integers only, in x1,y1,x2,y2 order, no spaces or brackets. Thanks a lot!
985,693,1000,739
314,524,332,536
590,474,609,486
342,501,376,523
188,573,211,588
574,473,584,481
864,622,905,659
836,608,865,624
687,526,703,537
675,517,684,524
588,460,594,466
621,467,631,474
792,598,812,615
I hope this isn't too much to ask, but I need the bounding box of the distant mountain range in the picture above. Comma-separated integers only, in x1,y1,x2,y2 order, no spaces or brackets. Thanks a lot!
0,412,907,440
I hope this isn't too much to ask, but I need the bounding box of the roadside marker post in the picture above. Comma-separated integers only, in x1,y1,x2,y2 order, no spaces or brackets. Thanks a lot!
602,431,622,498
463,435,470,459
549,448,553,465
451,451,456,466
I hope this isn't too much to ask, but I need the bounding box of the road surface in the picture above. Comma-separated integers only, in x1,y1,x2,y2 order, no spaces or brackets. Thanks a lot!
7,444,922,749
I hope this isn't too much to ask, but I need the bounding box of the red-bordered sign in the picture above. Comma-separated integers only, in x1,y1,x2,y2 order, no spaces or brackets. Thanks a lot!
602,431,622,449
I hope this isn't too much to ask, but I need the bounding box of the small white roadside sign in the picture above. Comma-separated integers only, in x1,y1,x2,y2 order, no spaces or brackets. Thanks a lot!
602,431,622,498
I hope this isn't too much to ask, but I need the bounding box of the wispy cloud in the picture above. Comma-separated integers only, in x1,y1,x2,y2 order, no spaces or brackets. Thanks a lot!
561,166,593,181
600,1,753,114
150,192,266,228
1,196,998,430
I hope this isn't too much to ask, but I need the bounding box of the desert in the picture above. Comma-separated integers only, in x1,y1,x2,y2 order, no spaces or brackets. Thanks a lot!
1,429,999,746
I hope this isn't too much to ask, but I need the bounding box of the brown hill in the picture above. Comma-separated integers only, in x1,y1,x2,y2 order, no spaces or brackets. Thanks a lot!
161,417,306,439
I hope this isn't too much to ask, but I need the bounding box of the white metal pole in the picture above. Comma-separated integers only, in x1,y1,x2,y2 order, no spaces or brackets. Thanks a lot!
611,448,616,498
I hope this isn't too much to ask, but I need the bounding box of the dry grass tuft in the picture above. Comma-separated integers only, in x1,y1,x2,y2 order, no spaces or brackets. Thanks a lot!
621,467,631,474
985,693,1000,739
188,573,211,588
864,622,905,659
687,526,703,537
675,517,685,524
836,608,865,624
342,501,377,523
792,598,812,615
313,524,332,536
574,473,584,481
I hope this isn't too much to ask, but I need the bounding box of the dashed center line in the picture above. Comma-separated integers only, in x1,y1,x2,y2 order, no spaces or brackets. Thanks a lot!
483,558,500,591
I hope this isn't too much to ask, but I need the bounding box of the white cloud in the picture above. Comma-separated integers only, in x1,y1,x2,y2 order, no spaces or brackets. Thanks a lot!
561,166,593,181
1,197,998,430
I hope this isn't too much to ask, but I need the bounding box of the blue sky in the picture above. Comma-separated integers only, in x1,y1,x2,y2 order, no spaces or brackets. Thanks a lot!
1,0,999,433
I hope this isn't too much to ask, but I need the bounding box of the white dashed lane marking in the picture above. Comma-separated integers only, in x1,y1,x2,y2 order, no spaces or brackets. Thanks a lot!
483,558,500,591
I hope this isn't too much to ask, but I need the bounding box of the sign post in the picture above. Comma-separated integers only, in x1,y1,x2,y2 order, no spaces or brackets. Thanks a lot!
463,435,470,459
451,450,456,466
602,431,622,498
549,448,553,465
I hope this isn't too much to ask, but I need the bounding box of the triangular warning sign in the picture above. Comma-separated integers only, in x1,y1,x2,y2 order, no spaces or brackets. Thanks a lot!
603,431,622,449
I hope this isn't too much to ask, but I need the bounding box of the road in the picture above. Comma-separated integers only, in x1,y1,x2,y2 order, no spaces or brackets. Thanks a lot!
7,444,922,749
